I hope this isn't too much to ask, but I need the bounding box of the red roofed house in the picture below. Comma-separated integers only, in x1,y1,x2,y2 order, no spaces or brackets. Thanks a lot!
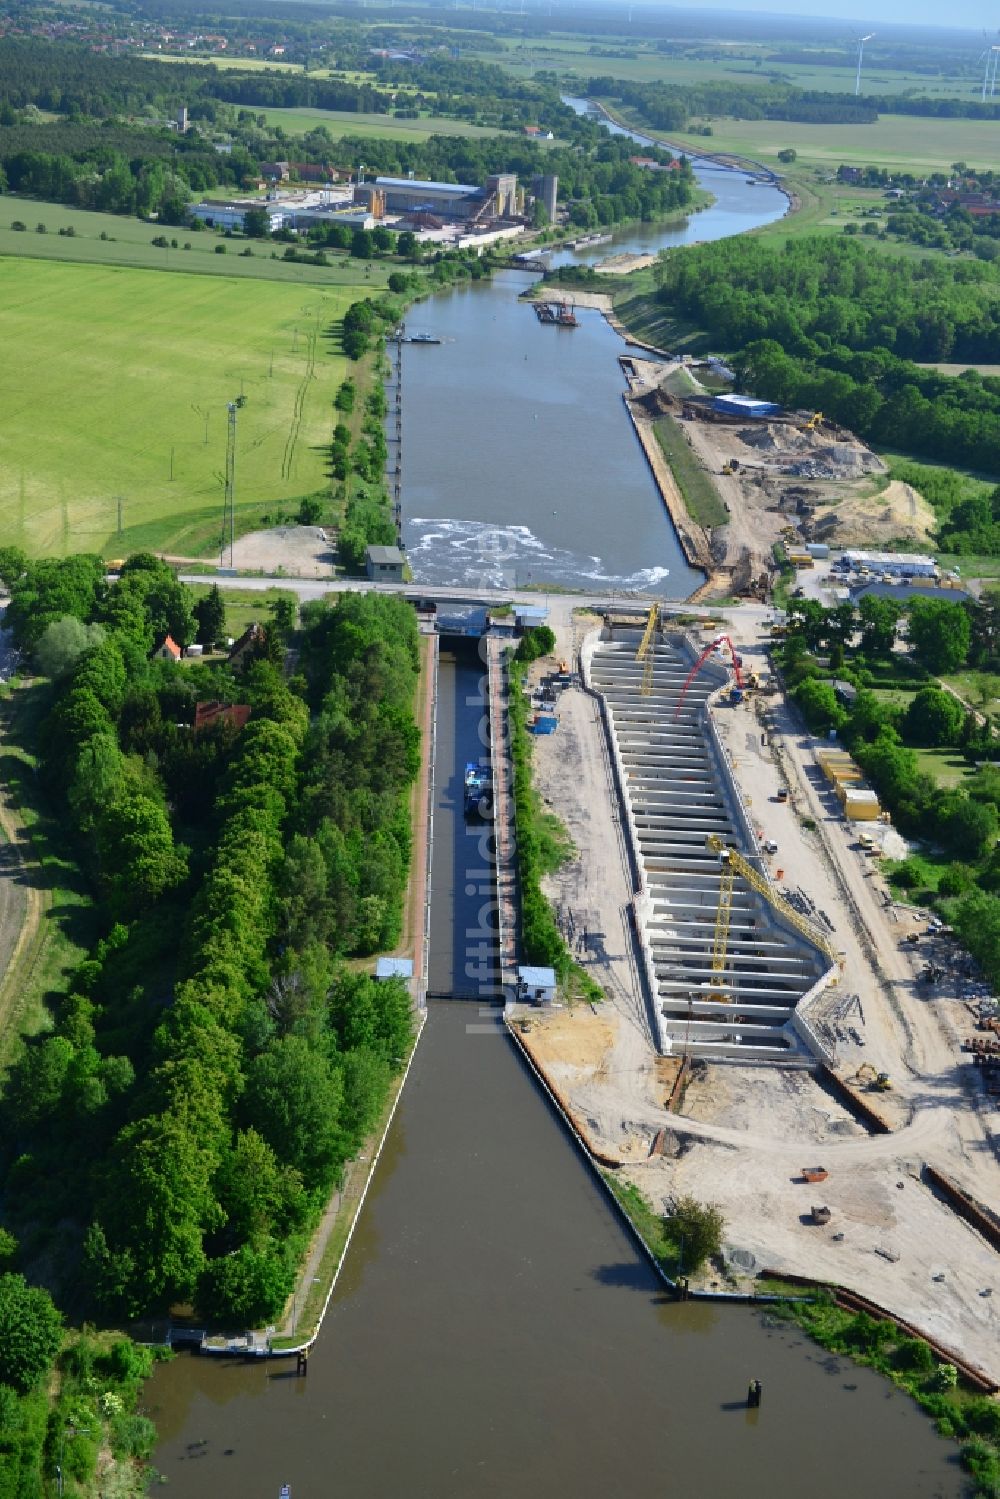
194,701,252,733
153,634,182,661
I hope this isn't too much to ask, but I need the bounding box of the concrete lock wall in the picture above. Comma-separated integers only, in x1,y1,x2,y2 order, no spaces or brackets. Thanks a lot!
584,624,835,1064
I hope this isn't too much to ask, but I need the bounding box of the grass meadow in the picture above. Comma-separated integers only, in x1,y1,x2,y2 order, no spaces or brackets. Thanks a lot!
645,113,1000,176
0,258,352,558
477,33,984,99
0,197,393,286
258,106,508,140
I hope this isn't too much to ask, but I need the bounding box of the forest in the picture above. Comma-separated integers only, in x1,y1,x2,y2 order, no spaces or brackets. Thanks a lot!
775,590,1000,986
0,555,421,1326
653,237,1000,475
0,42,694,230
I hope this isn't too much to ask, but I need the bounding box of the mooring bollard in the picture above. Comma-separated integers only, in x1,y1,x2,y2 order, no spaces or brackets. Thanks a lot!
746,1378,762,1409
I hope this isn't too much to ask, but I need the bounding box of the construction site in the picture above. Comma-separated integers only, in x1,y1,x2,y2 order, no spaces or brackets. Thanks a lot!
512,606,1000,1386
618,358,914,599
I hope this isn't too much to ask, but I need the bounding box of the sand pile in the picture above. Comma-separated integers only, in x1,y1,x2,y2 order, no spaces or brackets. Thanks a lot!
808,480,937,548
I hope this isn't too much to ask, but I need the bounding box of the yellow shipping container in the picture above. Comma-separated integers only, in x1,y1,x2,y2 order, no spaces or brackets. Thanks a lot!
842,788,881,821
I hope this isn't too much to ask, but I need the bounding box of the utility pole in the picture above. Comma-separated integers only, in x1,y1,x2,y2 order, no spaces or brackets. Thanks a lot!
222,395,247,568
116,495,124,536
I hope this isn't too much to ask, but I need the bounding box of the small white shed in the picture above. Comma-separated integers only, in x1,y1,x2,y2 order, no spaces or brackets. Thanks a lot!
517,965,557,1004
375,957,414,981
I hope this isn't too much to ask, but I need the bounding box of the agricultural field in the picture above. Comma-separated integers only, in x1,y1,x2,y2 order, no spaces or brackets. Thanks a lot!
259,105,507,140
639,112,1000,176
0,258,352,558
140,51,319,73
0,197,392,287
474,32,984,100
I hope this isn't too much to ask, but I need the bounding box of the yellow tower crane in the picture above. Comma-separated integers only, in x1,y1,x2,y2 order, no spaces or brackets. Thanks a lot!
636,603,659,697
705,834,838,995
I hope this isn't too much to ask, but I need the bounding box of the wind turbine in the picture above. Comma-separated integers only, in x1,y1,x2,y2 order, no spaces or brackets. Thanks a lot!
980,43,1000,101
854,33,875,96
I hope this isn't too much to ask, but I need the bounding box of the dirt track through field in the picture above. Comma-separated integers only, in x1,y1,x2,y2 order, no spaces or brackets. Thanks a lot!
282,320,319,482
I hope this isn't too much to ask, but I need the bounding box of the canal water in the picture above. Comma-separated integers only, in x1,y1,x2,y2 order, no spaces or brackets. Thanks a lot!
426,642,499,999
400,98,789,597
147,653,961,1498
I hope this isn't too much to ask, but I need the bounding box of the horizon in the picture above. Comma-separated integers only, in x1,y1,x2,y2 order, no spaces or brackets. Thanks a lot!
607,1,997,36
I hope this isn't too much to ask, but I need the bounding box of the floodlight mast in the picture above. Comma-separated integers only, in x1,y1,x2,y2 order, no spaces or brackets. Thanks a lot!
222,394,247,568
855,33,875,97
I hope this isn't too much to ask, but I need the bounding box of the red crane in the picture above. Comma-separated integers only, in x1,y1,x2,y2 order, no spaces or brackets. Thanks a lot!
672,635,743,720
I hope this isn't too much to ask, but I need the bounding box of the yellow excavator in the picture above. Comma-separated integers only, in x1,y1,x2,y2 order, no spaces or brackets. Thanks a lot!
705,833,838,1002
802,410,824,432
855,1062,892,1091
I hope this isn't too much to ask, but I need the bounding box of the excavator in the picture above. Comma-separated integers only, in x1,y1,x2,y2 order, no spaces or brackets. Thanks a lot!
854,1061,892,1091
801,411,824,433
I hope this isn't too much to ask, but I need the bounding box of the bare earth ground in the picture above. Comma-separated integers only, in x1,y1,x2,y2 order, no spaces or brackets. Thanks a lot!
594,253,659,276
616,360,891,589
542,288,613,311
228,525,335,576
804,479,937,550
518,617,1000,1382
679,414,887,577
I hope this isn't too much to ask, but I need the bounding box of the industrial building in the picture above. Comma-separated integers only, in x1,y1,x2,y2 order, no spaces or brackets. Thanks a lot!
840,549,938,578
531,173,558,221
190,189,375,233
374,172,518,221
711,394,781,420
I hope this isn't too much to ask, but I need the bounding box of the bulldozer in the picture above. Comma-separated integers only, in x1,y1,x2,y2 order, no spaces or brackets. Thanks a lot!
854,1062,892,1091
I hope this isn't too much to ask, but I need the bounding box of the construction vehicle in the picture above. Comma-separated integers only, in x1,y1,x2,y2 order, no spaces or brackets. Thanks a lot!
673,634,743,721
705,834,837,1003
801,411,824,432
855,1062,892,1091
635,603,659,698
721,459,740,475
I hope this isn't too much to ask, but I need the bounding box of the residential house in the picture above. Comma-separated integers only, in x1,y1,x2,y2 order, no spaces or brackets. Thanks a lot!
152,634,182,662
228,622,267,671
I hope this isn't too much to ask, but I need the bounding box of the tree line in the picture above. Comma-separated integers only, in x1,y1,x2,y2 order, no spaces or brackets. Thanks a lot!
651,236,1000,476
0,555,421,1325
592,72,1000,134
776,591,1000,986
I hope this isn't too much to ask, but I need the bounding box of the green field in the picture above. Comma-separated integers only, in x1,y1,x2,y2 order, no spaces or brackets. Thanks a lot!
653,413,728,527
259,106,507,140
141,50,317,73
473,31,983,100
911,747,976,787
640,112,1000,176
0,197,393,286
0,258,352,557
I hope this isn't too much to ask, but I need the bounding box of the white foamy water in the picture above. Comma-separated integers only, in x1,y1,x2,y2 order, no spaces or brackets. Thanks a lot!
405,516,671,594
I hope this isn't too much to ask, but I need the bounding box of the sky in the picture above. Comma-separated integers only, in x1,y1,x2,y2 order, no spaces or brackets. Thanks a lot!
625,1,993,33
